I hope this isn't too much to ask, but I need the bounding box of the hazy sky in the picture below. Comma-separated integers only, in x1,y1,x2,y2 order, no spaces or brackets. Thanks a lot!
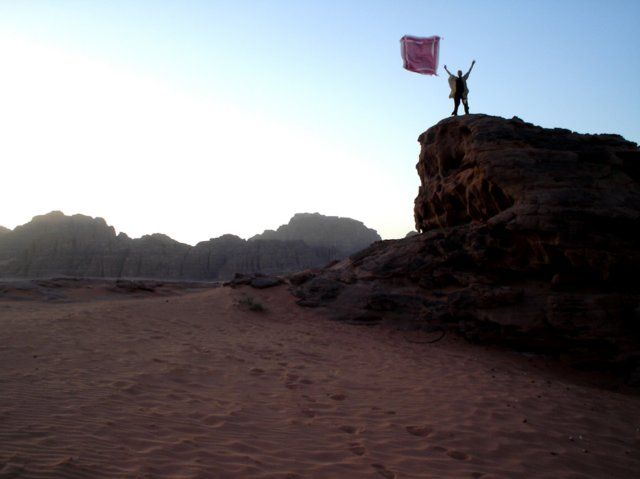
1,1,638,244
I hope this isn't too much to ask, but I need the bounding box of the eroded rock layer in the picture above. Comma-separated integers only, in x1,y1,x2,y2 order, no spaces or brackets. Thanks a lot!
292,115,640,381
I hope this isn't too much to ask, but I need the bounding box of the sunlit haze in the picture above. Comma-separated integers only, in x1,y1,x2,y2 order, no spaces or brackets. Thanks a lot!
1,1,638,244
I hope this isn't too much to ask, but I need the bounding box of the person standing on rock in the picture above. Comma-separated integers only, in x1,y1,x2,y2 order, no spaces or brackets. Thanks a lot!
444,60,475,116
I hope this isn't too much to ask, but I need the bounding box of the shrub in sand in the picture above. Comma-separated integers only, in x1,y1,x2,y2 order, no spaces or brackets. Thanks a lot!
238,294,266,312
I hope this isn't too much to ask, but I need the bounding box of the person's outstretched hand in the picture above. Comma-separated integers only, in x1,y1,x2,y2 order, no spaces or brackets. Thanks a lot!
472,60,476,64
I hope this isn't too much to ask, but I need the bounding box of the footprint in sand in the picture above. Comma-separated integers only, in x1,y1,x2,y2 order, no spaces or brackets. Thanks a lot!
429,446,447,453
123,384,142,395
339,425,358,434
285,373,313,389
51,456,77,467
349,442,366,456
371,463,396,479
202,415,226,427
300,408,316,418
447,450,470,461
406,425,432,437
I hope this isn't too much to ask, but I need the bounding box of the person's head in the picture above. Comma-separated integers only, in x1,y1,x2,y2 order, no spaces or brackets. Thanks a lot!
457,70,462,77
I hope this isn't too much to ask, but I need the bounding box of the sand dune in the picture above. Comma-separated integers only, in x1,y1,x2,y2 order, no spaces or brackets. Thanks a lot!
1,283,639,478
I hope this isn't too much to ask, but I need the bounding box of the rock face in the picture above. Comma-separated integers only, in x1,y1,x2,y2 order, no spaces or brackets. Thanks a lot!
292,115,640,380
185,236,336,280
413,115,639,282
0,211,130,278
0,226,10,236
0,212,375,280
250,213,381,256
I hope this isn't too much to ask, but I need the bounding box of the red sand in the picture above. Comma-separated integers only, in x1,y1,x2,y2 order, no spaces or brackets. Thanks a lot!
1,284,639,478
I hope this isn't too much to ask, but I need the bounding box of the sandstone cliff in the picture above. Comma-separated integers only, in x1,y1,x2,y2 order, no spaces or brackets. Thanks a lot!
250,212,381,255
0,212,376,280
0,212,127,278
292,115,640,381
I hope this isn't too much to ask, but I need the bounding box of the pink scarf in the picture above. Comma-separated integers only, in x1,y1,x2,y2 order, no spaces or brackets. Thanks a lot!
400,35,440,75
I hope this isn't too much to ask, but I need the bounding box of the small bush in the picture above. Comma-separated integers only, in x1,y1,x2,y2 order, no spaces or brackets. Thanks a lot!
238,294,266,312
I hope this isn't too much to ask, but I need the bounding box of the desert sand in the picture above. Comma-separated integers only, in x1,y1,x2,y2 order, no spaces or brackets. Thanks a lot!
1,282,639,478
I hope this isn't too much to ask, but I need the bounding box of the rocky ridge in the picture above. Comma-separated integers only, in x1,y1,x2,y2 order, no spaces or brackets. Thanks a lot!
292,115,640,381
0,212,377,280
251,213,381,255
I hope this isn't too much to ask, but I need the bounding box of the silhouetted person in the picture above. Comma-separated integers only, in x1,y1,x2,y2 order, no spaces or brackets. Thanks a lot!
444,60,475,116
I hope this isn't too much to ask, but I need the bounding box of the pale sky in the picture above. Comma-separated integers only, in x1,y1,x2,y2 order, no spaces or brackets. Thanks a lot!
1,1,638,244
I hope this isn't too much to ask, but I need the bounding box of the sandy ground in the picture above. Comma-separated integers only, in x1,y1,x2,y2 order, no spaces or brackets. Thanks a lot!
0,282,639,479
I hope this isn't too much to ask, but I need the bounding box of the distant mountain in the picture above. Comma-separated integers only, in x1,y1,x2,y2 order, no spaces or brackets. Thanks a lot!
0,226,10,236
0,211,379,280
250,213,380,255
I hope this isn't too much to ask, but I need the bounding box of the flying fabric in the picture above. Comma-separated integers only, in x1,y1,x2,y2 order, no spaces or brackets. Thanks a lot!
400,35,440,75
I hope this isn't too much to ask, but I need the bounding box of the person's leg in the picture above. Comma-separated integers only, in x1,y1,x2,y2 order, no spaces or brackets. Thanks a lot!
463,97,470,114
452,96,460,116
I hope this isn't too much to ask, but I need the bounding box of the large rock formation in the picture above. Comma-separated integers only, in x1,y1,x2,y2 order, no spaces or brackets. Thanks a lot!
185,235,336,280
292,115,640,381
0,226,10,236
0,211,129,278
0,212,375,280
250,212,381,255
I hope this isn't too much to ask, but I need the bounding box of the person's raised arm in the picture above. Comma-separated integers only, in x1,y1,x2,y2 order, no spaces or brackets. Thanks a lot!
464,60,476,77
444,64,452,76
